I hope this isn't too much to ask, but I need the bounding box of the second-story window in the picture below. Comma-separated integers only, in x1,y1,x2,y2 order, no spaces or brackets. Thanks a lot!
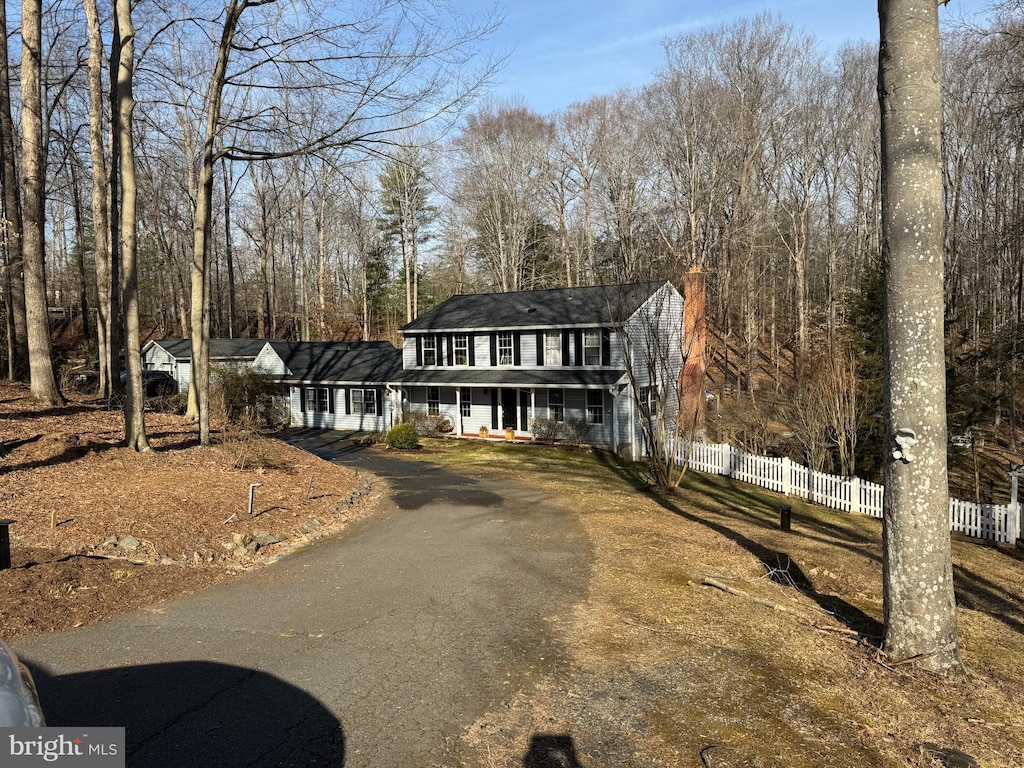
498,332,514,365
454,334,469,366
584,330,602,366
422,335,438,366
544,331,561,366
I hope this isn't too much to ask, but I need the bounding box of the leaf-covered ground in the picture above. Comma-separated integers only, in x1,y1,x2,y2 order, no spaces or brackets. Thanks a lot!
0,383,376,639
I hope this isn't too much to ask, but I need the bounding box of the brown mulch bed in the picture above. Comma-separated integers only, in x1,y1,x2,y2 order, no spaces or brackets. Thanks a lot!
0,383,376,640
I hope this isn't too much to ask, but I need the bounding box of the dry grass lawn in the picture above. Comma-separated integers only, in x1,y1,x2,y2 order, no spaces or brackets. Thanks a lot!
415,439,1024,768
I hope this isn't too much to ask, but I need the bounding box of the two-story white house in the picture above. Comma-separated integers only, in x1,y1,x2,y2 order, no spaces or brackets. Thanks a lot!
393,279,696,457
142,278,704,458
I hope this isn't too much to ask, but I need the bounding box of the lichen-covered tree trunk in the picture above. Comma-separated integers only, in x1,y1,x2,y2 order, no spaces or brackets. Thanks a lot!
20,0,64,405
83,0,115,397
878,0,961,671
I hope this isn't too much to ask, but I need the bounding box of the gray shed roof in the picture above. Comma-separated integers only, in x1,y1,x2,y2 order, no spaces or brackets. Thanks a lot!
267,341,403,384
148,338,273,361
391,368,627,389
401,281,669,333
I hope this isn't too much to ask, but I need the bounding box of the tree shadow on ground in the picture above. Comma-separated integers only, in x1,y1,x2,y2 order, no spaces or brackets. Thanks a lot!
523,733,583,768
0,432,197,477
953,562,1024,635
25,659,345,768
592,451,883,640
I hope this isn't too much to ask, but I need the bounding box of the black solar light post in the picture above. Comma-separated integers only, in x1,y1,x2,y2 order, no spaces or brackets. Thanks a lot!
0,519,14,570
779,505,792,533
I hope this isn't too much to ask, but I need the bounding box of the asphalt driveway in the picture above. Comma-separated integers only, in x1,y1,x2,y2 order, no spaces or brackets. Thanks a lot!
15,432,592,767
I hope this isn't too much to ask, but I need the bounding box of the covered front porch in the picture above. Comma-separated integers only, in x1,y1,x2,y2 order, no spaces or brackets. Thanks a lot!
396,381,625,451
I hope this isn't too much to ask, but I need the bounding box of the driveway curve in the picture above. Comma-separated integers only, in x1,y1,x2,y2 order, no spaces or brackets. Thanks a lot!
14,432,592,767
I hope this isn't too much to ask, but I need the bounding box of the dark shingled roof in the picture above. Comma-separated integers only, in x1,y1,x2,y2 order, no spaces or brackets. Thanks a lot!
401,281,668,333
150,338,273,361
267,341,403,384
391,367,627,388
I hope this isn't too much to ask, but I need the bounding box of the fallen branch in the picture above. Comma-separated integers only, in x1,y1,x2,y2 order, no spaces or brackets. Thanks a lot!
701,577,817,623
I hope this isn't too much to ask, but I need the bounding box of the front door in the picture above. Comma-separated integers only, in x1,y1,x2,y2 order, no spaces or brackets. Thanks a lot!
501,388,518,430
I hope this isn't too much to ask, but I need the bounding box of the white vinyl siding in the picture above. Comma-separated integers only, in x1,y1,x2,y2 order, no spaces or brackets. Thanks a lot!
289,387,392,432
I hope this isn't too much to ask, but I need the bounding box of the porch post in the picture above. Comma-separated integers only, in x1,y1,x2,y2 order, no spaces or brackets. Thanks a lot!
456,387,463,437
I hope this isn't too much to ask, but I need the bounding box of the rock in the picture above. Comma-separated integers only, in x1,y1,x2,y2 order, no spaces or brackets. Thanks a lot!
101,536,118,549
118,535,142,551
253,531,280,547
232,533,252,547
232,545,249,558
244,540,260,554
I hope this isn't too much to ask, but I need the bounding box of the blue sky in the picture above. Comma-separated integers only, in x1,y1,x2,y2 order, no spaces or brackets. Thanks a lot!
457,0,994,114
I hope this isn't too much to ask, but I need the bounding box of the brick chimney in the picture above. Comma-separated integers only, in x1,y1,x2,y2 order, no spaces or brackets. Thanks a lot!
679,268,707,432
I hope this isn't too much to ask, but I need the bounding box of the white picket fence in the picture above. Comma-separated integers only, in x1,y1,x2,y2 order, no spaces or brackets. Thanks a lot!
679,442,1020,545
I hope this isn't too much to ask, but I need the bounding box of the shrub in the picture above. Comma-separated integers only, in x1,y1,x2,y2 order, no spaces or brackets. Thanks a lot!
386,423,421,449
530,417,562,443
212,365,288,430
560,417,593,447
404,408,453,436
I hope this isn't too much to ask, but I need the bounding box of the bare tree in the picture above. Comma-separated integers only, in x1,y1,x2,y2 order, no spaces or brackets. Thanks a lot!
0,0,27,381
114,0,150,451
180,0,500,445
878,0,961,671
20,0,65,404
454,101,555,291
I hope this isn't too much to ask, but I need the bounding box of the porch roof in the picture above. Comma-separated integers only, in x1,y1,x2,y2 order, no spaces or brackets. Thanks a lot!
390,368,627,389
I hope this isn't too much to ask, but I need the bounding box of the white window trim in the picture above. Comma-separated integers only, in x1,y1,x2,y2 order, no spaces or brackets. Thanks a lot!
544,332,561,366
548,389,564,421
454,335,469,366
498,332,514,366
586,389,604,424
422,335,438,366
583,330,601,366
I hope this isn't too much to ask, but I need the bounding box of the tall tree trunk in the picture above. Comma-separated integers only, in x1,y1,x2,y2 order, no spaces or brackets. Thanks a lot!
878,0,960,672
20,0,64,404
188,0,244,446
115,0,149,451
0,0,27,380
66,143,92,348
222,157,236,337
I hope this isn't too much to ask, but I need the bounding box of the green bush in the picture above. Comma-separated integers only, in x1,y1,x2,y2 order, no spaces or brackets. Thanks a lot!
386,423,421,449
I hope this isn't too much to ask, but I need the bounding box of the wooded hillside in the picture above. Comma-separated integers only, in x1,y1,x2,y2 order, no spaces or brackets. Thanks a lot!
2,2,1021,482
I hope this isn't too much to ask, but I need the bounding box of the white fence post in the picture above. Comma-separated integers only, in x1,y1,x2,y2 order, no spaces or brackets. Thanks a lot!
1010,470,1021,544
849,477,861,514
781,457,792,496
